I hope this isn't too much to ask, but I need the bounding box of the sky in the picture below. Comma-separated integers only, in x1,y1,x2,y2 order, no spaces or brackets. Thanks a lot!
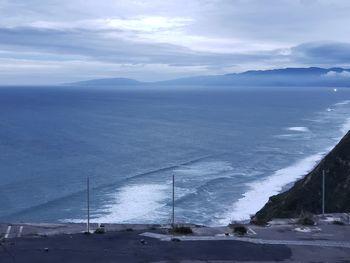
1,0,350,85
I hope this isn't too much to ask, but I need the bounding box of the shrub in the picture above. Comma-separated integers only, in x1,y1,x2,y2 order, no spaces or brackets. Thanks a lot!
232,225,248,236
94,227,105,234
333,220,345,225
250,216,268,226
298,212,315,226
169,226,193,235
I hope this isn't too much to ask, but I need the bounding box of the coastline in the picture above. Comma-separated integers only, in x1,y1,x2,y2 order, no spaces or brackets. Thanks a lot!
219,101,350,225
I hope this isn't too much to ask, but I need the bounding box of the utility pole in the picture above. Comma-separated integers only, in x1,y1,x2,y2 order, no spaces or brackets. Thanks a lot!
322,170,325,215
172,174,175,229
87,176,90,233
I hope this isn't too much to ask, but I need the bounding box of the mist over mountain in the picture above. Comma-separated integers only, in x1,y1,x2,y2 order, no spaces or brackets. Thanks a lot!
68,67,350,87
66,77,143,87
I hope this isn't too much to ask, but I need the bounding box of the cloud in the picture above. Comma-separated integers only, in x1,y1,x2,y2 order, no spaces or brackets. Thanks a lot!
28,16,194,33
324,70,350,78
0,0,350,84
0,26,277,67
291,41,350,65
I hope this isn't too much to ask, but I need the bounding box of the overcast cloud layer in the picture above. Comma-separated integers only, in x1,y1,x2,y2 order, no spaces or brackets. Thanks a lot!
1,0,350,84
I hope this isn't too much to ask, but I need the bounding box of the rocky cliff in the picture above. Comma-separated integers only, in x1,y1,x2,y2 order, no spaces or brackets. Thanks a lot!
254,131,350,222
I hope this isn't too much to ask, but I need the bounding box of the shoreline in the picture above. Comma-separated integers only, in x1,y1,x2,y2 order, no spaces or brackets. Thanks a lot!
219,100,350,225
1,212,349,235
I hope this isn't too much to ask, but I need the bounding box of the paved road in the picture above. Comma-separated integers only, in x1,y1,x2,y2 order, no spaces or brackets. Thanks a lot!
0,231,293,263
1,222,349,262
141,232,350,248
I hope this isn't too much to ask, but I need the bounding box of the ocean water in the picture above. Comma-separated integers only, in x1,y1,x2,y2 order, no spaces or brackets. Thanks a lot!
0,86,349,225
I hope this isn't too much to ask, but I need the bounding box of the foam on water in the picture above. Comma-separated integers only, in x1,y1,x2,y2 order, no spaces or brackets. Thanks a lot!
218,151,326,224
334,100,350,134
335,100,350,106
98,184,170,223
174,161,234,177
274,134,302,138
341,117,350,134
62,184,170,223
286,126,310,132
68,161,235,224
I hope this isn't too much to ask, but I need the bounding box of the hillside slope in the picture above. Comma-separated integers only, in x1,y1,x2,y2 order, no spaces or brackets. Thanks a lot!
254,131,350,222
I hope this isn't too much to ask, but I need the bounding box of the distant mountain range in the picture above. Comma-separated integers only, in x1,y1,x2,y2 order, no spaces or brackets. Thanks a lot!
67,67,350,87
67,77,142,87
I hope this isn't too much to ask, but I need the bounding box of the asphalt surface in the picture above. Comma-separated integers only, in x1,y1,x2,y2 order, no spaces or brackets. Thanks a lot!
1,217,350,262
0,231,292,263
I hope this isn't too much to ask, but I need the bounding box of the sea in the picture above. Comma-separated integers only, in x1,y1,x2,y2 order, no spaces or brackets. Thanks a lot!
0,85,349,225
